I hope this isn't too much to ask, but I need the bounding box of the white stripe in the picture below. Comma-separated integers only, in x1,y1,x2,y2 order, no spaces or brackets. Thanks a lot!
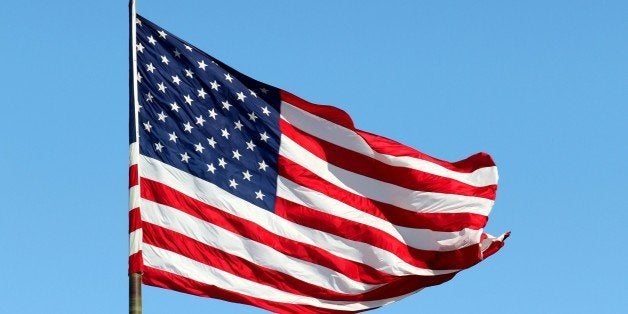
279,134,494,216
141,199,379,294
277,176,483,251
139,155,458,276
130,142,139,165
280,101,498,187
129,142,140,213
129,185,140,210
480,232,508,252
143,244,413,311
129,229,142,256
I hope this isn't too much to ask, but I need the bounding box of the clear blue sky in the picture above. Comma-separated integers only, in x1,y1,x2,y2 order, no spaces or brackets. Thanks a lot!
1,1,626,313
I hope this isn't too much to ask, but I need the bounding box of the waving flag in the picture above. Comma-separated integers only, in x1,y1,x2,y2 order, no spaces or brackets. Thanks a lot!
129,13,508,313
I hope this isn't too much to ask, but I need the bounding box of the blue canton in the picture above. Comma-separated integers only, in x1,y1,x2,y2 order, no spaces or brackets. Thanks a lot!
134,15,281,212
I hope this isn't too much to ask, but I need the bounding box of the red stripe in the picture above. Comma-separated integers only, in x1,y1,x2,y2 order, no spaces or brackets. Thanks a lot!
278,155,488,232
129,164,138,187
351,272,457,303
142,266,352,314
143,222,461,302
281,90,355,129
276,198,483,271
357,130,496,173
281,119,496,199
142,222,354,300
129,251,143,274
128,163,142,274
280,90,496,173
129,207,141,232
140,177,394,284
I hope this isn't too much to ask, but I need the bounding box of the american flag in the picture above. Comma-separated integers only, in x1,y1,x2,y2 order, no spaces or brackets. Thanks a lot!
129,13,508,313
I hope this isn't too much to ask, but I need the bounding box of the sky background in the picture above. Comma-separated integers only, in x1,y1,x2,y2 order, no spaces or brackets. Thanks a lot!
1,1,627,313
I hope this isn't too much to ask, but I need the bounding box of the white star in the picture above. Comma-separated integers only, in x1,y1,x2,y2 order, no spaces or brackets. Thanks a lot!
234,120,243,131
173,49,181,58
258,160,268,171
180,152,190,163
145,92,154,102
136,72,142,82
232,150,241,160
229,179,238,189
197,88,207,99
136,19,142,26
194,142,205,153
260,132,270,142
157,111,168,122
147,35,157,45
210,80,220,91
195,115,206,126
221,100,232,111
248,112,258,122
236,91,247,102
168,132,178,143
246,140,256,151
260,87,269,94
208,108,218,120
136,43,145,53
170,102,180,112
158,30,167,39
249,89,257,98
183,122,194,133
185,45,193,51
160,55,170,65
198,60,208,70
171,75,181,85
154,142,164,152
146,63,156,73
218,157,227,168
206,163,216,174
221,128,230,139
261,106,271,116
207,137,217,148
224,73,234,82
184,94,193,105
242,170,252,181
143,121,152,132
255,190,265,200
157,82,167,93
185,69,194,78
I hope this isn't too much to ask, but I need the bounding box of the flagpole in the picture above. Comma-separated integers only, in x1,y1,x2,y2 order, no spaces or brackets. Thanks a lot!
129,273,142,314
129,0,142,313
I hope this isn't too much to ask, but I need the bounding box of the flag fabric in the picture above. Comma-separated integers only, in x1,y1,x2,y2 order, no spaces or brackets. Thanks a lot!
129,13,508,313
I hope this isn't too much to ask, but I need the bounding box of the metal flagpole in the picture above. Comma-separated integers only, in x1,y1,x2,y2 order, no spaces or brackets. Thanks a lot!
130,273,142,314
129,0,142,313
